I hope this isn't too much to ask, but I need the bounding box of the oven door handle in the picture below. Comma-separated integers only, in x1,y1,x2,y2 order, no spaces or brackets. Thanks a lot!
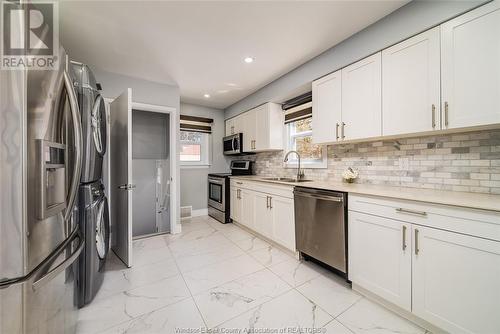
208,178,224,185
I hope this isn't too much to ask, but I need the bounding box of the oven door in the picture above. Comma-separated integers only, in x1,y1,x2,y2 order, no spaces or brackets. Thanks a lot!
208,178,225,211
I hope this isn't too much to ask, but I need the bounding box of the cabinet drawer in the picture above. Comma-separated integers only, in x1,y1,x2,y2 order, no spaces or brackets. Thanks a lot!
349,194,500,242
230,179,294,199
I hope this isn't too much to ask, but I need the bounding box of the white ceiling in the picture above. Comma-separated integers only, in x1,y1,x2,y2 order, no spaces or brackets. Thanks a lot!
60,1,408,109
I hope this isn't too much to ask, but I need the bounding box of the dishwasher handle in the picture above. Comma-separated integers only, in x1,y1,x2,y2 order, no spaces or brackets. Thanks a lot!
294,191,344,203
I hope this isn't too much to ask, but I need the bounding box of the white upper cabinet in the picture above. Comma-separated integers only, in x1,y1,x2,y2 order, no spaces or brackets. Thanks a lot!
382,27,441,136
226,103,283,152
342,52,382,141
441,1,500,129
312,69,342,144
242,109,257,152
225,118,234,135
225,115,243,136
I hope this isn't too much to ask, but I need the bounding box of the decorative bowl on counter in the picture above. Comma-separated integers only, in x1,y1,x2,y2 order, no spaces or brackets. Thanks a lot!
342,167,359,183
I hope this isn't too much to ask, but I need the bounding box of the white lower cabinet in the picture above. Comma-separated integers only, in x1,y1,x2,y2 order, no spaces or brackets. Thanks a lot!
230,188,241,222
348,211,411,311
271,196,295,251
349,195,500,333
412,225,500,334
253,192,273,238
230,180,295,252
239,189,255,230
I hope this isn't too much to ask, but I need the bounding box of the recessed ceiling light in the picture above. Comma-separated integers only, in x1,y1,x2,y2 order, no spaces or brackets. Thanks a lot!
203,93,210,98
244,57,254,63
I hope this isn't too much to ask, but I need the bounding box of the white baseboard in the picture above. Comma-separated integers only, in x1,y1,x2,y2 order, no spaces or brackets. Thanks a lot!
192,208,208,217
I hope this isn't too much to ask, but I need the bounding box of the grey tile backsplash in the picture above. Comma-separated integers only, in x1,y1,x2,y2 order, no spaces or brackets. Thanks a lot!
240,130,500,194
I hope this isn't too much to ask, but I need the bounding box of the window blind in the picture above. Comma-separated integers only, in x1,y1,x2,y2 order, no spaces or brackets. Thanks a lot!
284,102,312,124
180,115,213,134
282,91,312,124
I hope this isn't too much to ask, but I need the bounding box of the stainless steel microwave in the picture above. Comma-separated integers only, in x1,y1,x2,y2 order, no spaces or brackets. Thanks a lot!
223,133,243,155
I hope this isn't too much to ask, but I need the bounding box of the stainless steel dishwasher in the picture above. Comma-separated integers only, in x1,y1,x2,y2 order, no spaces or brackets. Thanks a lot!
294,187,347,275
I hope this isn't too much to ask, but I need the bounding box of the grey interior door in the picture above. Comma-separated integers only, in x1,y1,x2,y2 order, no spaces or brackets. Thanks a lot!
110,89,133,267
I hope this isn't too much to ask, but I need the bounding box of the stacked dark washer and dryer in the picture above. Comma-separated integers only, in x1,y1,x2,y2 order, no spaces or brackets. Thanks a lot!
70,62,110,307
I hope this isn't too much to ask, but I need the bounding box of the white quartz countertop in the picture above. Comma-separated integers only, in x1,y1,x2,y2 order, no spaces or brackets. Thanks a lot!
229,175,500,213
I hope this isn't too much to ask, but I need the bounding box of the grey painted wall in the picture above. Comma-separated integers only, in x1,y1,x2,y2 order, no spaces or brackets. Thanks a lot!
180,103,229,210
225,0,487,119
93,67,180,109
132,110,170,159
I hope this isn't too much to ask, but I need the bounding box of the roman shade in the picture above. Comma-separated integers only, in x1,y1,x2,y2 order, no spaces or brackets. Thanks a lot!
180,115,213,133
282,92,312,124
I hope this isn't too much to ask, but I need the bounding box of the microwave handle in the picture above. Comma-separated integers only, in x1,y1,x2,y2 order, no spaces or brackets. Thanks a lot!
232,138,236,151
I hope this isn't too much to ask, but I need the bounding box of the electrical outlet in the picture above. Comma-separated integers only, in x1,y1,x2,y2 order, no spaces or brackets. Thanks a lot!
265,161,270,168
399,157,409,171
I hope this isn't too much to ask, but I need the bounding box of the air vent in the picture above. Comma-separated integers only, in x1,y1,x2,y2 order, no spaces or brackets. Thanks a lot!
180,206,192,219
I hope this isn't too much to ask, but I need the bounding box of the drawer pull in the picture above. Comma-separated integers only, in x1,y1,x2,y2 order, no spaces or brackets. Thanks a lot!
431,104,436,128
402,225,407,251
395,207,427,217
236,182,243,185
415,228,420,255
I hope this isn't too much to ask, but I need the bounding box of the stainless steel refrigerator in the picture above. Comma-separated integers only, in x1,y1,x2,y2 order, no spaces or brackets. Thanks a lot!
0,47,84,333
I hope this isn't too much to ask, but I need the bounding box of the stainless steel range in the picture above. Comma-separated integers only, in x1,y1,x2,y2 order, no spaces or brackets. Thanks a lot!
208,161,253,223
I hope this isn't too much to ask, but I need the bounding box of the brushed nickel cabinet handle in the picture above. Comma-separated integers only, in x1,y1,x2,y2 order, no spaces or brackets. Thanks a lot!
431,104,436,128
415,228,420,255
402,225,407,251
396,207,427,216
269,196,273,209
236,181,243,185
341,122,345,139
336,123,339,140
444,102,449,127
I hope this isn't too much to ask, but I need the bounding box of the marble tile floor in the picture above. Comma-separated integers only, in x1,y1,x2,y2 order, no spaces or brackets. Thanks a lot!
77,215,430,334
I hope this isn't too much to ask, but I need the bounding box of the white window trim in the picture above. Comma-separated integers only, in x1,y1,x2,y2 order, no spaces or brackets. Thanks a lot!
180,131,212,167
283,119,327,169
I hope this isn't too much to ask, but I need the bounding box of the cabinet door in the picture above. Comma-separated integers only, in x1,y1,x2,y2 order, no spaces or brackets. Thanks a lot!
341,53,382,141
441,1,500,129
412,225,500,334
240,189,254,229
312,70,342,144
242,110,257,152
253,192,272,238
225,118,234,136
270,196,295,251
230,188,241,222
348,211,411,311
382,27,441,136
233,115,245,133
254,105,269,151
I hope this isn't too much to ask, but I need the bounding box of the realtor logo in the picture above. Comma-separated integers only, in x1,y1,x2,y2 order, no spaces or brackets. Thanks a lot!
1,1,58,70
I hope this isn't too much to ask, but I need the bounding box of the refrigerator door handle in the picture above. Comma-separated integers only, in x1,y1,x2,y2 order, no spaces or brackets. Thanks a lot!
0,227,82,290
31,229,84,291
63,70,83,222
